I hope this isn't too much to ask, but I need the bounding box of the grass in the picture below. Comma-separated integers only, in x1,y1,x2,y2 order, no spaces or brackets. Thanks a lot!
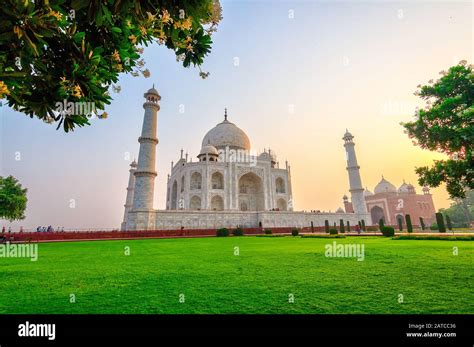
393,235,474,241
0,236,472,314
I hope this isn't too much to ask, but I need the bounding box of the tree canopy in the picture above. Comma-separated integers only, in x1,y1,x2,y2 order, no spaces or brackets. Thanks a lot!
0,0,222,131
0,176,28,222
402,61,474,199
439,190,473,228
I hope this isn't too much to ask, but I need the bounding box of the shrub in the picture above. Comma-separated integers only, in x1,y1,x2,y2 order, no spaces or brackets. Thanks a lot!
419,217,425,231
216,228,229,237
380,226,395,237
339,219,345,233
435,213,446,233
446,215,453,231
405,214,413,233
301,234,345,239
232,228,244,236
291,228,299,236
379,218,385,230
430,224,439,231
264,229,272,235
329,228,338,235
324,220,330,233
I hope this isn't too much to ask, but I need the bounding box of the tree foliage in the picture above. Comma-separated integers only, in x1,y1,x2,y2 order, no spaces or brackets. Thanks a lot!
439,190,474,227
0,176,28,222
402,61,474,199
0,0,222,131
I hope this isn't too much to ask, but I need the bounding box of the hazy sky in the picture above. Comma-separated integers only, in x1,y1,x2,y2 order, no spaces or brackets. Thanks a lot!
1,0,472,230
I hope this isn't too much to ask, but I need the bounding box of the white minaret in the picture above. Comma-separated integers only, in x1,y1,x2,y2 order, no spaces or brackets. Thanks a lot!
121,160,137,230
132,86,160,210
343,130,368,215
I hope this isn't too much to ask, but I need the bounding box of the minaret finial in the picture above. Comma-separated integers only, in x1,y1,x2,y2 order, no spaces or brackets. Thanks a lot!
224,108,228,121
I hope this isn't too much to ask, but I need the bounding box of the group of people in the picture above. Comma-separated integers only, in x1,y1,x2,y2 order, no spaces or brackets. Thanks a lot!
1,226,14,243
36,226,64,232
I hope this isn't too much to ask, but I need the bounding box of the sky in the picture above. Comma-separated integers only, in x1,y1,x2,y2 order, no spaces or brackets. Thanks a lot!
1,0,473,230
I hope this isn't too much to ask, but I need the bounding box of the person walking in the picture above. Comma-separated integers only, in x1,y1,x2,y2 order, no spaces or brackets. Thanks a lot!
355,224,361,235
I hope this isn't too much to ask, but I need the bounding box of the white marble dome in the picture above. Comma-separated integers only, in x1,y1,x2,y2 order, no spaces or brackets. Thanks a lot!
202,118,251,151
374,177,397,194
199,144,219,156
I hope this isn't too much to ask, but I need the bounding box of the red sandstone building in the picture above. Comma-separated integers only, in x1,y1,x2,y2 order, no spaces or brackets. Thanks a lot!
343,177,436,227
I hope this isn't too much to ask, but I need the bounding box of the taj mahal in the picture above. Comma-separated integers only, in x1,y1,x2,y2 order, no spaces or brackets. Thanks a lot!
121,86,372,231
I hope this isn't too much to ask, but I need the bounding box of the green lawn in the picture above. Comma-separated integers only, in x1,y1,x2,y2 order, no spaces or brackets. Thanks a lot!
0,236,472,314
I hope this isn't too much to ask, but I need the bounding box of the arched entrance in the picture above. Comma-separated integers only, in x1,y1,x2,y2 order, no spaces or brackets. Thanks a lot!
370,206,385,224
396,214,404,229
238,172,264,211
276,177,286,193
190,195,201,210
211,195,224,211
171,180,178,210
211,172,224,189
277,198,287,211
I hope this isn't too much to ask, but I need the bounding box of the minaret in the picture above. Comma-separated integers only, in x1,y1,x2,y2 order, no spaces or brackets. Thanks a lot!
132,86,160,210
121,160,137,230
343,130,368,215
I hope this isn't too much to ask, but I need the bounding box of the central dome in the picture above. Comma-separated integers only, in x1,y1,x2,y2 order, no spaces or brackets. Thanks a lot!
202,116,251,151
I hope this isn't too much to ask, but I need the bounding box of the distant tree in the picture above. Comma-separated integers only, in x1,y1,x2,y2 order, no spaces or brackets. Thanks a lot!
419,217,425,230
361,219,366,231
397,216,403,232
0,0,222,131
379,218,385,231
435,213,446,233
346,220,350,232
405,214,413,233
339,219,345,233
0,176,28,222
439,190,474,227
324,220,329,233
402,61,474,199
445,215,453,231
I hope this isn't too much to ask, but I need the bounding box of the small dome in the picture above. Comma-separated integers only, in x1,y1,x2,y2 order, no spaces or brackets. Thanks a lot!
130,160,137,168
343,129,354,141
199,144,219,156
202,114,251,151
363,188,374,197
145,85,160,96
336,207,345,213
342,194,348,200
374,176,397,194
398,181,416,194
